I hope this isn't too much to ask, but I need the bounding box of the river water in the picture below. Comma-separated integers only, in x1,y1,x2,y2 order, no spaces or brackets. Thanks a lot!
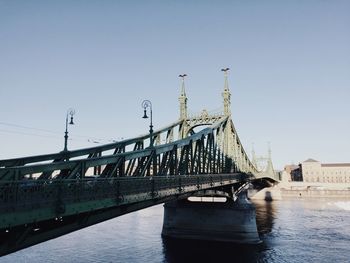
1,198,350,263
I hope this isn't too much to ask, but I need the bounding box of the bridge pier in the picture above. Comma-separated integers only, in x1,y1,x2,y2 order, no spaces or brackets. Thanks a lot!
161,191,260,244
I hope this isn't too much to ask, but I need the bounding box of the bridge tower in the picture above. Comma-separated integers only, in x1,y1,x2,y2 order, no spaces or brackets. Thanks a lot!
221,68,236,172
221,68,231,116
266,142,275,176
178,74,188,120
178,74,189,139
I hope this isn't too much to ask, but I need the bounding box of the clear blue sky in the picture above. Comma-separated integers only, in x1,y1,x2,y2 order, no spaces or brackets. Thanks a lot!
0,1,349,170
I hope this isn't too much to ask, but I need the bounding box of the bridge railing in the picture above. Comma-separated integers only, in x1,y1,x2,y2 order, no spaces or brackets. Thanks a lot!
0,118,233,181
0,174,246,229
0,174,241,209
0,120,183,168
0,115,277,183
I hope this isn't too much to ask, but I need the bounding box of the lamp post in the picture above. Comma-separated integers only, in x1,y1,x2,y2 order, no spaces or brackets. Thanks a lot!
63,108,76,152
221,67,230,75
179,74,187,81
142,100,153,147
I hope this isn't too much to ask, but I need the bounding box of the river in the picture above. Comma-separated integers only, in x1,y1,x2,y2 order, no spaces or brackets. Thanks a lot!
1,198,350,263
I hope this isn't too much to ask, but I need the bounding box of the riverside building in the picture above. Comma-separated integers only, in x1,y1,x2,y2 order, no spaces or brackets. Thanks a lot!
301,159,350,184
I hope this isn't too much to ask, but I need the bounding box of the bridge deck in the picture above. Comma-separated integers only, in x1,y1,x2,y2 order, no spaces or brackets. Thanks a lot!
0,174,246,230
0,173,251,256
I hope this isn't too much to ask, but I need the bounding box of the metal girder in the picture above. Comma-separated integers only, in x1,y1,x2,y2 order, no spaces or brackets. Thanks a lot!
0,174,246,229
0,83,282,258
0,191,196,257
0,121,183,168
0,113,274,181
0,115,276,195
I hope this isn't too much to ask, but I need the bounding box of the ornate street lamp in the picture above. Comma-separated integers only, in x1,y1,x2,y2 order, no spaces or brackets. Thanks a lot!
179,73,187,80
221,67,230,73
63,108,75,152
142,100,153,147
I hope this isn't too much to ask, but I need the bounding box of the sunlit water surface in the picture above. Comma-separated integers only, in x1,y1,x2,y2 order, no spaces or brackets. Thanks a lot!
2,199,350,263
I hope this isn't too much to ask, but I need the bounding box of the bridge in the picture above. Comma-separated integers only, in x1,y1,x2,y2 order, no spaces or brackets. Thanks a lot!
0,70,278,256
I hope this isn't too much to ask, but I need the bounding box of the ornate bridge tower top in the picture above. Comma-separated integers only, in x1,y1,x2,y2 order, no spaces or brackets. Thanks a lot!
221,68,231,116
177,69,233,137
178,74,188,120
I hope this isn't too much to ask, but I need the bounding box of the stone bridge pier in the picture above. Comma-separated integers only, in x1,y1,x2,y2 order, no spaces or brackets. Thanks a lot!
161,190,261,244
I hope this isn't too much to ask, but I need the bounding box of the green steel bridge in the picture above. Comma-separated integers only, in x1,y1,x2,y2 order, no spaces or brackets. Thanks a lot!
0,71,278,256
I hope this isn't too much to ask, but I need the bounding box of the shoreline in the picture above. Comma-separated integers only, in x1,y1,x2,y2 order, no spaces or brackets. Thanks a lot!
249,185,350,200
279,181,350,198
280,188,350,198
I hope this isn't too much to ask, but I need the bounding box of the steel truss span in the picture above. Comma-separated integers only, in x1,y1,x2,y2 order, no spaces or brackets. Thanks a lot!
0,75,278,256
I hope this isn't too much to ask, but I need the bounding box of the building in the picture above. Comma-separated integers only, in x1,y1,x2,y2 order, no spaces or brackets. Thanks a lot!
283,164,302,181
301,158,350,184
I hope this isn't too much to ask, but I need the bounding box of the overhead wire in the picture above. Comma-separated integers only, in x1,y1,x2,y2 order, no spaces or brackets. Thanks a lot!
0,122,61,135
0,121,118,144
0,129,62,140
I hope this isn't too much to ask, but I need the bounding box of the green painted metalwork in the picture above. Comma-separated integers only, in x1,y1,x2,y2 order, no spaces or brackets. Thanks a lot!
0,72,278,255
0,174,247,228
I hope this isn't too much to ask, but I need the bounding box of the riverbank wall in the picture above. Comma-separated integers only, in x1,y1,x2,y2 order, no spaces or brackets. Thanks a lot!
250,182,350,200
281,188,350,198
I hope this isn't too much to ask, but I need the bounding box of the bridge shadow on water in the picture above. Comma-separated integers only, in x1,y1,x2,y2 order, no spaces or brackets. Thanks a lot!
162,237,266,263
162,200,277,263
253,199,277,235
